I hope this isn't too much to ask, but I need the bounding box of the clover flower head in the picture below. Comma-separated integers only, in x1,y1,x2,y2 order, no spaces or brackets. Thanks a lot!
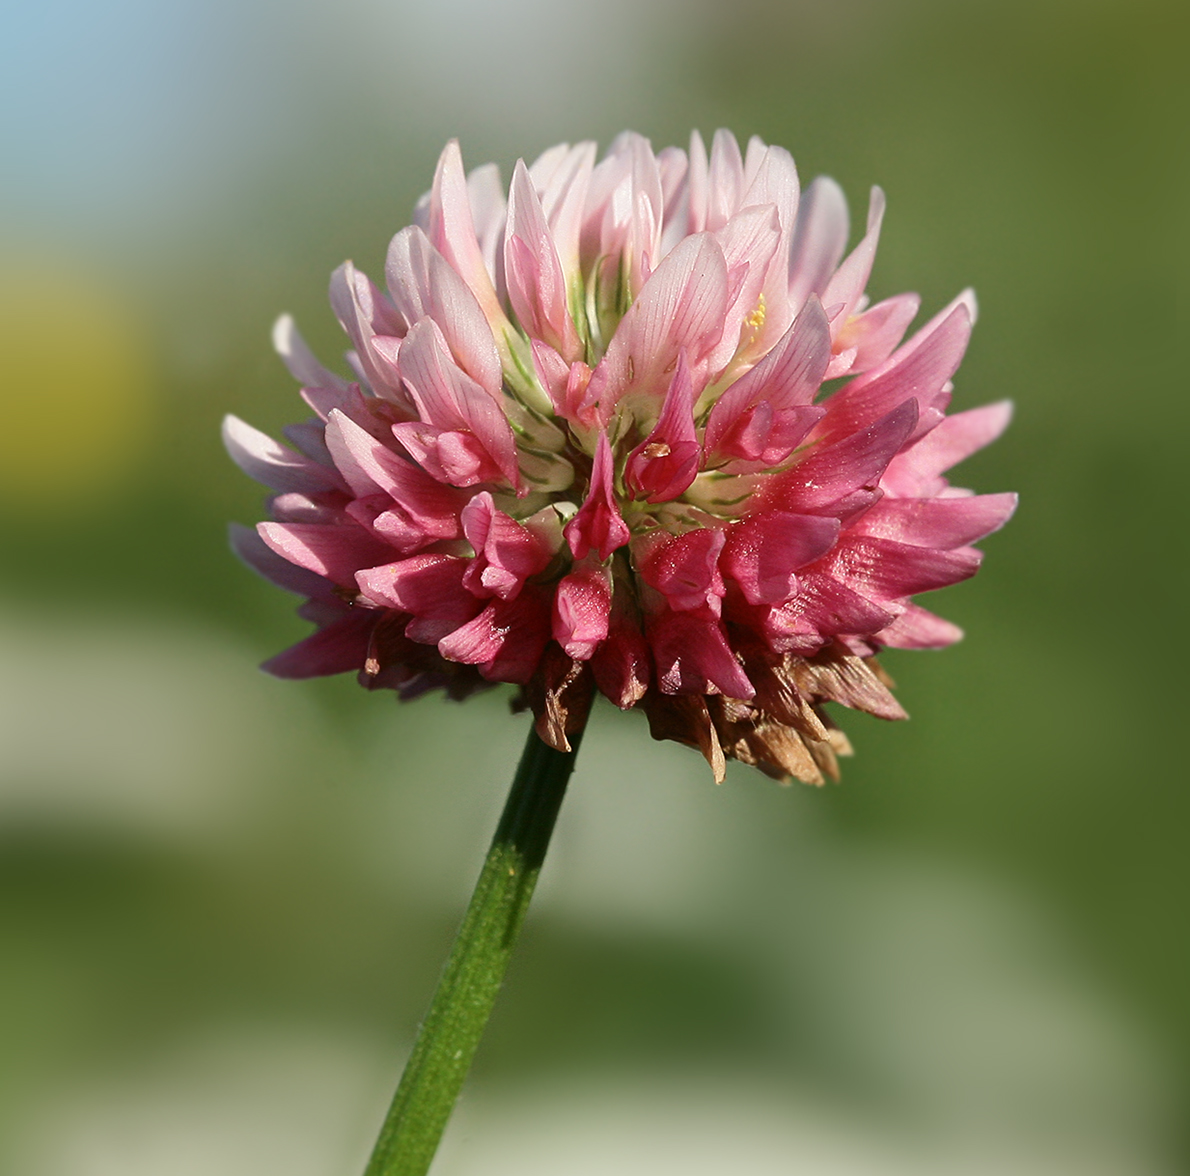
225,131,1015,783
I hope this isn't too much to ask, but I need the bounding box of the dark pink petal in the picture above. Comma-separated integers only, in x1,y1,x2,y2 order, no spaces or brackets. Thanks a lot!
461,492,559,601
229,523,336,599
582,232,728,426
591,603,651,707
564,431,630,560
624,352,701,502
760,573,897,651
814,535,982,601
788,176,849,312
851,492,1018,548
767,399,919,515
392,422,507,489
881,401,1014,497
636,528,727,612
552,563,612,660
648,607,755,698
816,301,972,445
531,340,593,424
222,415,346,496
438,589,551,684
257,521,395,589
262,608,378,679
273,492,349,525
356,555,481,642
385,225,503,398
721,511,840,605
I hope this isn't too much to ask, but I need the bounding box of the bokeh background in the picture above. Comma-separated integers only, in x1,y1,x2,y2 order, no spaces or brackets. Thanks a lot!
1,0,1185,1171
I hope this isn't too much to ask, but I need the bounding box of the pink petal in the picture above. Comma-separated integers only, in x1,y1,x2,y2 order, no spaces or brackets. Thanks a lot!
647,607,755,698
262,608,377,679
438,589,551,684
704,296,831,469
461,491,559,600
257,521,395,589
851,492,1018,548
876,603,964,649
881,401,1014,497
552,563,613,659
385,225,503,398
636,528,726,612
396,318,519,488
624,351,701,502
504,160,582,361
832,292,921,375
768,399,919,515
222,415,347,495
564,431,631,560
760,573,896,652
722,511,840,605
813,535,982,602
356,555,480,642
328,262,409,404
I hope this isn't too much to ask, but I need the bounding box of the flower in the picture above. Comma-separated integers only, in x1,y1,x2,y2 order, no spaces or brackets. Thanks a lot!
224,131,1015,783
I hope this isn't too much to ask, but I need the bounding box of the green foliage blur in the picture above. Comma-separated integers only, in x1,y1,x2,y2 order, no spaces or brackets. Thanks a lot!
0,0,1184,1171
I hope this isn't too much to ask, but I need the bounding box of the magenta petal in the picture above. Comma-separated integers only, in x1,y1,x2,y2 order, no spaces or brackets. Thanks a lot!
262,608,378,679
564,431,630,560
722,511,840,605
815,535,982,601
553,563,613,660
648,607,755,698
438,590,550,685
770,399,919,515
877,603,964,649
851,492,1018,548
637,528,726,612
624,351,701,502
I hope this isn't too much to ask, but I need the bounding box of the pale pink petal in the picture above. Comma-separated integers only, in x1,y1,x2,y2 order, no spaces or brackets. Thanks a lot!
385,225,503,398
820,186,886,330
328,262,408,404
582,232,728,426
706,129,745,231
222,415,347,495
531,141,596,283
466,162,506,286
788,176,849,312
831,292,921,376
427,140,509,331
707,202,782,374
272,315,349,391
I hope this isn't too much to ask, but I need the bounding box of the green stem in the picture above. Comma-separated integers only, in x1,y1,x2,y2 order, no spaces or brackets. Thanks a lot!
364,724,583,1176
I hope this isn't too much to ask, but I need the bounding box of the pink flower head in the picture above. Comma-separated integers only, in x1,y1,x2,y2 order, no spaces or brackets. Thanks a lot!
226,132,1015,782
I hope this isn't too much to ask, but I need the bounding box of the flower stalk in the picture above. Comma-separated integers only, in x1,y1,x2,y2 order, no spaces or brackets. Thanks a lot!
364,724,583,1176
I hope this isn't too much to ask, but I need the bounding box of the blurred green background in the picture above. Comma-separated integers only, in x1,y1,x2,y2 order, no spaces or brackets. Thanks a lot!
0,0,1185,1171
